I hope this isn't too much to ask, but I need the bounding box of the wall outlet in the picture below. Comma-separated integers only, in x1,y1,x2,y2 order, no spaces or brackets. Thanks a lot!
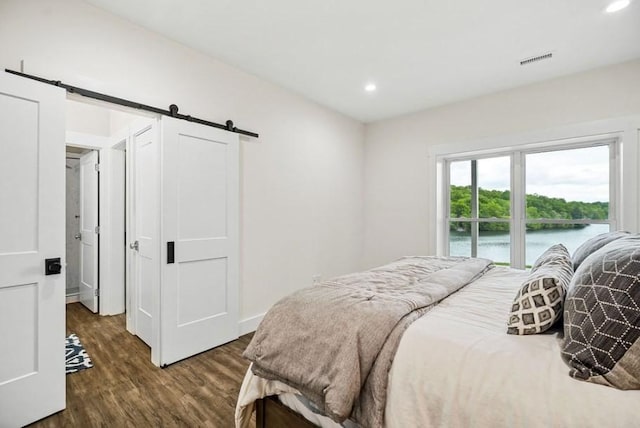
312,275,322,285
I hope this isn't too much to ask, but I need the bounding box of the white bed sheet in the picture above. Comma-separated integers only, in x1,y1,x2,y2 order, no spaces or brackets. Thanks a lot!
236,266,640,428
385,266,640,427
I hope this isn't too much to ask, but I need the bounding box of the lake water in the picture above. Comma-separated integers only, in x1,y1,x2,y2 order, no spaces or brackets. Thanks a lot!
449,223,610,265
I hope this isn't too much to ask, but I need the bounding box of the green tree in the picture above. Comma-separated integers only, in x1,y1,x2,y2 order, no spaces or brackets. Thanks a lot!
449,186,608,232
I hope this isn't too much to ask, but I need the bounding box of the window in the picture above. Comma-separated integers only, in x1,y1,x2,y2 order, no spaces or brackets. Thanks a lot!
444,140,617,268
449,156,511,264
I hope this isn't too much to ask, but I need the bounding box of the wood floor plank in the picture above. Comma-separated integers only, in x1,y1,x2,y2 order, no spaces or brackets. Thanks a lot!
29,303,253,427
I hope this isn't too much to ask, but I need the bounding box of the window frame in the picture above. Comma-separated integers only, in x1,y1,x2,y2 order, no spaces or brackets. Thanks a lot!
447,156,512,259
442,138,619,269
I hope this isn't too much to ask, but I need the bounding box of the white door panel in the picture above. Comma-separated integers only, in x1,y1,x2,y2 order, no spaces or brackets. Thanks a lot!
0,74,66,425
79,150,99,312
132,124,159,347
160,117,239,366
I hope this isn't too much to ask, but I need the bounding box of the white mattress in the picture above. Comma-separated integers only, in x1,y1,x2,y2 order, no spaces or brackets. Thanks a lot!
236,266,640,427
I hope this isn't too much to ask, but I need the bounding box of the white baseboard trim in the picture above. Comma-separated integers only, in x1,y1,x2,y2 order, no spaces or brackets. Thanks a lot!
66,293,80,304
239,313,265,336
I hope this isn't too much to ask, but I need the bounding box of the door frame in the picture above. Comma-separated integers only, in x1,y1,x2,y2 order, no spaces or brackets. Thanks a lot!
66,132,125,316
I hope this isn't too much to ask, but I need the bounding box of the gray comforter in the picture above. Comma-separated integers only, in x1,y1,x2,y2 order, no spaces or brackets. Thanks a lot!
243,256,493,427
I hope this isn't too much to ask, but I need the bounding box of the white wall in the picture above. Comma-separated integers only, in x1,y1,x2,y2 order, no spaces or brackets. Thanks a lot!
109,109,149,136
67,97,147,136
0,0,365,326
363,59,640,268
66,99,110,136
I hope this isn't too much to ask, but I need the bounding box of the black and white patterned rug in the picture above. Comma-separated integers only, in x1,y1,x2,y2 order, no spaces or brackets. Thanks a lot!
65,334,93,374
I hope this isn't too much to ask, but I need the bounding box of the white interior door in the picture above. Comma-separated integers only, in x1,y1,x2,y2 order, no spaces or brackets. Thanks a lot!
0,75,66,425
79,150,99,313
160,117,239,366
130,123,159,347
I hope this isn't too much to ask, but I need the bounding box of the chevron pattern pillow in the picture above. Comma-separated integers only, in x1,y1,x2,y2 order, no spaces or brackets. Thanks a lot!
507,244,573,335
562,235,640,389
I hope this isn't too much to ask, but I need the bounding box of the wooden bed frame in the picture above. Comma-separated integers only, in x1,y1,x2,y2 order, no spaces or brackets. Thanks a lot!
255,396,318,428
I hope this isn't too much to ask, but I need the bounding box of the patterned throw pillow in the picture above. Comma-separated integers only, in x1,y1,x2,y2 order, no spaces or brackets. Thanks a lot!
571,230,629,271
531,242,573,272
507,244,573,335
562,235,640,389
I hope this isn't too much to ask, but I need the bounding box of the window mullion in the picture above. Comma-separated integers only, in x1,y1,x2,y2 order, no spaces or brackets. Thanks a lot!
443,159,451,255
609,140,618,231
470,160,478,257
511,152,526,269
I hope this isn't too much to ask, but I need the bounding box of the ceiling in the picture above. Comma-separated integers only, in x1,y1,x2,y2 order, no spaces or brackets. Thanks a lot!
85,0,640,122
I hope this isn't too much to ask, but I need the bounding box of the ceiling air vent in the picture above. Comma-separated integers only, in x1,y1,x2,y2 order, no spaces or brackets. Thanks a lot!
520,52,553,66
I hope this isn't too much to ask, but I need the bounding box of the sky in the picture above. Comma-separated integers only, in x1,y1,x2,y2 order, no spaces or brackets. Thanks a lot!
450,145,609,203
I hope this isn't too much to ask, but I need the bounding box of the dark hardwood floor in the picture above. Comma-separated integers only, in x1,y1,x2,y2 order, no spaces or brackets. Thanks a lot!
30,303,254,427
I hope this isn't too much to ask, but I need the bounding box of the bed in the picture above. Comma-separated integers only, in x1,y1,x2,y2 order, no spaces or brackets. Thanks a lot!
236,234,640,428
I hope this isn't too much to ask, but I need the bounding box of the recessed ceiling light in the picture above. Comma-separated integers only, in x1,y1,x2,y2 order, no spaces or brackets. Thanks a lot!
364,83,377,92
605,0,630,13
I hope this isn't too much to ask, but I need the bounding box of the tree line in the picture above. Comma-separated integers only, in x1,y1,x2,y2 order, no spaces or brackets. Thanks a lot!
450,185,608,232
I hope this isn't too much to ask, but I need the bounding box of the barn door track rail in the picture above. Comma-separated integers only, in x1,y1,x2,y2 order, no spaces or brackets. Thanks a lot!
5,69,259,138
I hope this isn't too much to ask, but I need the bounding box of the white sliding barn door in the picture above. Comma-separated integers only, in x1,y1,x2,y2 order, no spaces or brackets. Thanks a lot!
79,150,99,313
130,123,160,348
0,75,66,425
160,117,239,366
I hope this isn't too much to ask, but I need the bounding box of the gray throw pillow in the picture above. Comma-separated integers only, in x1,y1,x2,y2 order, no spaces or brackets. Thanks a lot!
562,235,640,389
507,244,573,335
531,243,572,272
571,230,629,270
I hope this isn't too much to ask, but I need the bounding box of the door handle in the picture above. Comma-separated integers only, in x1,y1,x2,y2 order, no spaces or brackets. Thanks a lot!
45,258,62,275
130,241,139,251
74,233,82,240
167,241,175,264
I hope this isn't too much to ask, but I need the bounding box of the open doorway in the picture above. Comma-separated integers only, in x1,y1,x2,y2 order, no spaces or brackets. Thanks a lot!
63,94,241,369
65,147,99,313
64,98,156,348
